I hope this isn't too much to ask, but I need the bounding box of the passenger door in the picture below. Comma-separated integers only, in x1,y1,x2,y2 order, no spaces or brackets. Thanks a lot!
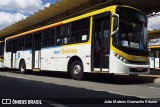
92,12,111,72
32,32,42,69
11,39,17,68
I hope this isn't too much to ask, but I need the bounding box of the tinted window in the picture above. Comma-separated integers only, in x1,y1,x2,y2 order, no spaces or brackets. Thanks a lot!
24,34,32,50
43,28,55,48
17,36,24,51
56,24,70,45
0,42,4,55
71,18,90,43
6,40,12,52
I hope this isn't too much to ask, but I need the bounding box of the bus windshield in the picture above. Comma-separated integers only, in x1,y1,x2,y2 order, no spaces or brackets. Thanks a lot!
113,7,148,50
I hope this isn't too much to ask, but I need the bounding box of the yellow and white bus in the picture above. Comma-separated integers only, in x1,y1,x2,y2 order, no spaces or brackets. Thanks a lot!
4,5,149,79
148,45,160,69
0,41,5,68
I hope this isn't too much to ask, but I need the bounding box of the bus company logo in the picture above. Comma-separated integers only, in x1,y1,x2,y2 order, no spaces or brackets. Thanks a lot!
2,99,11,104
54,49,77,55
54,50,61,54
61,49,77,54
18,52,20,58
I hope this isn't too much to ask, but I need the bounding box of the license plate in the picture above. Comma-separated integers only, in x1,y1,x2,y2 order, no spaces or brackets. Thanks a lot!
137,67,143,71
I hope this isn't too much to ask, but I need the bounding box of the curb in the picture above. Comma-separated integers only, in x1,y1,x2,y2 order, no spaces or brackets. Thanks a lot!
139,75,160,83
154,78,160,83
115,74,160,83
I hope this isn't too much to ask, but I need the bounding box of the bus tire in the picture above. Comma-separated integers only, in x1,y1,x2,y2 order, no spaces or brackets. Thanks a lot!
70,60,84,80
19,60,26,74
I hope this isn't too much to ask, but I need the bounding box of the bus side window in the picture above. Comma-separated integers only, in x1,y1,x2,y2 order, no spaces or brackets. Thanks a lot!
56,26,62,46
24,34,32,50
71,18,90,43
0,42,4,56
6,40,12,52
17,36,24,51
55,24,70,46
61,24,70,44
43,28,55,48
57,39,62,46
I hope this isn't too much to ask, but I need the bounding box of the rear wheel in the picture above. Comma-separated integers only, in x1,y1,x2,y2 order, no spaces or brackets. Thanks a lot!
70,61,84,80
19,60,26,74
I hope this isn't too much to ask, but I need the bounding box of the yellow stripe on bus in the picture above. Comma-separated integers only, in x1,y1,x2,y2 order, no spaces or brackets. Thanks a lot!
7,22,63,40
111,45,149,62
148,45,160,49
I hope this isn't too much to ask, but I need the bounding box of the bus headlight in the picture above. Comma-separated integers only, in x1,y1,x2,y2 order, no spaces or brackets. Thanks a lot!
120,56,123,60
122,59,128,63
113,52,128,63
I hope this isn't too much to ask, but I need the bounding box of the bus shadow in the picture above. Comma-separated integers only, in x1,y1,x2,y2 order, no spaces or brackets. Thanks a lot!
1,75,159,107
84,74,159,85
27,71,159,85
1,69,159,85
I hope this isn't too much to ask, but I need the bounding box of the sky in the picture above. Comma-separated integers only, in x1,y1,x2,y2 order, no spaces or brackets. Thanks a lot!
0,0,159,30
0,0,57,30
148,15,160,30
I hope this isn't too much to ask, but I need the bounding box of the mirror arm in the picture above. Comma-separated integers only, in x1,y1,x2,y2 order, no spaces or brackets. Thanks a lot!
111,13,119,36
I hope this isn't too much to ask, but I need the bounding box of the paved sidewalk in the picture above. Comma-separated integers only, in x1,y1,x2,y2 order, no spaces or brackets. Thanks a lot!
138,70,160,83
150,70,160,75
113,70,160,84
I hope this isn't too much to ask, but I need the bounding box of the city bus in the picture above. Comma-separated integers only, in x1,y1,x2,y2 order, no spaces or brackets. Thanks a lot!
4,5,149,80
0,41,5,68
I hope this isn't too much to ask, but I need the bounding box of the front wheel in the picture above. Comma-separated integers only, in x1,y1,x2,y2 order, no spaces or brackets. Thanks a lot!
70,61,84,80
19,61,26,74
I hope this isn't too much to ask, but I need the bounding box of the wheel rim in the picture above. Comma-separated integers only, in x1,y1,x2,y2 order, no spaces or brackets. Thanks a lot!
73,65,82,76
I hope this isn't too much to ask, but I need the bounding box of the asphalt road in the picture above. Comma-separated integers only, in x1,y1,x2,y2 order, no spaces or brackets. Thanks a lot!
0,69,160,107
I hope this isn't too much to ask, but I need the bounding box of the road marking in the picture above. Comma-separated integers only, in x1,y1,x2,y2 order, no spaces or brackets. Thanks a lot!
93,88,148,99
5,75,30,80
93,89,106,92
149,87,160,90
107,90,148,99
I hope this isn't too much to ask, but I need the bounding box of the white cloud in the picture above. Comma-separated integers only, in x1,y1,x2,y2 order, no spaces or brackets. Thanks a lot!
41,2,51,10
44,3,51,8
0,12,27,30
0,0,53,30
0,0,43,14
148,16,160,30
